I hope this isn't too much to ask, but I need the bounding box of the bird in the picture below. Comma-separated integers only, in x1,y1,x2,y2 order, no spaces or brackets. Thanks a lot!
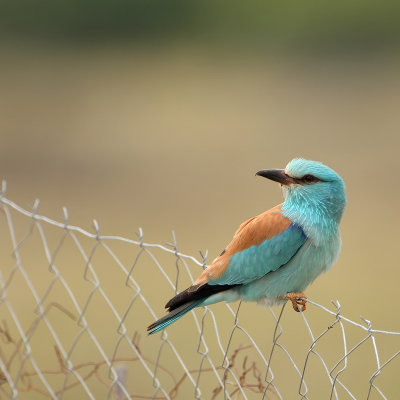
147,158,346,335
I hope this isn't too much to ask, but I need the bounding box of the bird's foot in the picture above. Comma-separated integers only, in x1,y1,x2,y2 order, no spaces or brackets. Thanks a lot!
280,292,307,312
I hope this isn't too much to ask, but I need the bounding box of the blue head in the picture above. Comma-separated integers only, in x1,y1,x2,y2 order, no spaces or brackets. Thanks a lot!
256,159,346,238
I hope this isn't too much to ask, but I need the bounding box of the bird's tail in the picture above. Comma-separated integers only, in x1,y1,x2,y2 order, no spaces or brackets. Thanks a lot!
147,300,204,335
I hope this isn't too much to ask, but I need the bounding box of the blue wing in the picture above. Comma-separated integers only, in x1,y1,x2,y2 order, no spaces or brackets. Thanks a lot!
208,224,306,285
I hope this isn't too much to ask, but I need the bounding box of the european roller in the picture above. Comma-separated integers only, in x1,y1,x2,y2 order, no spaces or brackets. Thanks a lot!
147,158,346,335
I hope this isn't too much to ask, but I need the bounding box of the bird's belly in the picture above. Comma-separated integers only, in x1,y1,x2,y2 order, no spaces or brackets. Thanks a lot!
237,236,341,303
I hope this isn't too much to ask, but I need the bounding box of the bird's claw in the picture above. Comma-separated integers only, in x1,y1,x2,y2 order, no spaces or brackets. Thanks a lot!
280,292,307,312
293,298,307,312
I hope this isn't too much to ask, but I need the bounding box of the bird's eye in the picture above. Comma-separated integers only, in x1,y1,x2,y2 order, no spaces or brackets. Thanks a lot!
303,174,316,183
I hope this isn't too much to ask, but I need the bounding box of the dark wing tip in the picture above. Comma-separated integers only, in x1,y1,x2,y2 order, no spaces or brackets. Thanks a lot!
147,322,156,331
167,283,241,313
165,284,203,310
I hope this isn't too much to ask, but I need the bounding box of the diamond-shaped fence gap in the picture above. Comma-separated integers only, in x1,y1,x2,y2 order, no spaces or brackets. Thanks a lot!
70,291,123,355
115,298,162,362
1,223,54,307
193,352,225,399
371,333,400,370
223,341,279,399
367,334,400,392
5,356,58,399
76,243,137,313
192,357,222,400
103,337,175,399
153,311,215,366
140,247,200,309
298,308,359,398
223,304,295,395
366,350,400,400
0,298,58,400
32,288,83,352
327,331,378,398
193,355,251,400
194,309,245,399
300,349,348,399
128,249,178,314
0,306,31,386
196,302,245,349
264,338,307,398
299,312,351,392
34,228,101,308
49,327,117,399
0,295,74,398
216,309,278,399
0,207,23,274
0,265,39,329
199,306,261,364
17,332,72,398
264,304,345,399
149,337,203,399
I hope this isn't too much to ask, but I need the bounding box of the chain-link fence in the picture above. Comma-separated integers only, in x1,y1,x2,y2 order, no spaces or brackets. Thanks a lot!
1,181,399,399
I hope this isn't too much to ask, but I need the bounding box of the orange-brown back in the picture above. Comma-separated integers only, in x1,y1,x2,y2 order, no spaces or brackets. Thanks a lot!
193,204,291,286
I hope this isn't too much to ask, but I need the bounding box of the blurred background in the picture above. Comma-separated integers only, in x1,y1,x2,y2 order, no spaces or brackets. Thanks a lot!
1,0,400,398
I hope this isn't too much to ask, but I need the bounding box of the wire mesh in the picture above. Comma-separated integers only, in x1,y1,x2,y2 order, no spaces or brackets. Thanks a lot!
0,181,399,399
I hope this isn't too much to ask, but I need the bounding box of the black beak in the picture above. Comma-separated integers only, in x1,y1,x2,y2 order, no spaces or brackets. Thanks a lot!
255,169,295,185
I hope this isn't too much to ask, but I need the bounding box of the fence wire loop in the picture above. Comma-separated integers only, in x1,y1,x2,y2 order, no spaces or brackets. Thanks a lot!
0,189,399,399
